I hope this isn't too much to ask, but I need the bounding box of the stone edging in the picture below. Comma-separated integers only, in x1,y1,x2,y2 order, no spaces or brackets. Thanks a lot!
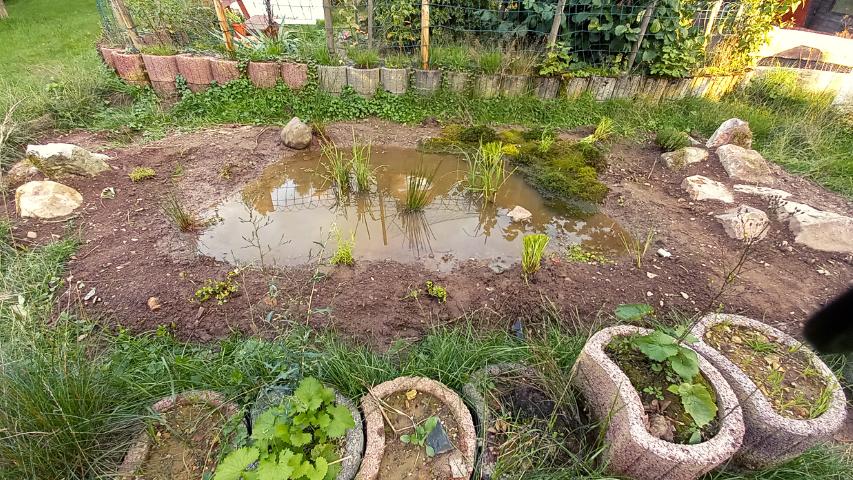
571,325,744,480
690,313,847,468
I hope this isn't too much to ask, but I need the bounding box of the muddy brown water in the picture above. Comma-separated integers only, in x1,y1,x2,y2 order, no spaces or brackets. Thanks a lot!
198,147,625,269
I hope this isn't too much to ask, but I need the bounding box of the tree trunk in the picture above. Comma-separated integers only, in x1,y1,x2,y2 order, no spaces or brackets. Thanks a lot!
0,0,8,19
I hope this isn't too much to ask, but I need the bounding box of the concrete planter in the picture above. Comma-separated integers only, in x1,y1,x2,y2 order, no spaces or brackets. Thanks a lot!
412,69,442,93
534,77,561,99
476,74,501,98
112,52,148,86
117,390,241,478
318,65,348,95
445,71,469,93
141,54,179,95
281,62,308,90
564,77,590,98
380,67,408,94
98,46,120,70
571,325,744,480
357,376,476,479
500,75,529,96
347,67,380,97
210,58,241,85
248,61,280,88
176,54,213,93
690,314,847,469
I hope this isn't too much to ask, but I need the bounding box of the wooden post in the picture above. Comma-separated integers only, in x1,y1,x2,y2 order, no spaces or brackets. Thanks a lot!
547,0,567,48
368,0,374,48
212,0,234,53
626,0,658,73
704,0,725,45
0,0,8,19
421,0,430,70
323,0,335,57
110,0,144,50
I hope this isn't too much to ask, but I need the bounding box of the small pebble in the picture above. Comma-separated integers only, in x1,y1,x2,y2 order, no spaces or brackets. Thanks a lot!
26,231,37,239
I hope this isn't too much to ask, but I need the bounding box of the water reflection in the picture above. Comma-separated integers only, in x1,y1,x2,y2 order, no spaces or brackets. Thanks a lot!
198,147,626,266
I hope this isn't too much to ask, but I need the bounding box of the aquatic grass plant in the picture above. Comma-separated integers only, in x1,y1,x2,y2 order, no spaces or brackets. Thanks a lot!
465,141,511,203
348,47,380,69
579,117,615,145
321,142,352,194
402,163,437,212
162,192,202,232
350,141,375,193
522,233,549,280
619,228,656,268
329,225,355,266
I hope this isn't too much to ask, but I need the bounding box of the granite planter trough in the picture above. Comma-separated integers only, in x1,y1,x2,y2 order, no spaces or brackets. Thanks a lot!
117,390,241,478
347,67,381,97
281,62,308,90
445,71,469,93
571,325,744,480
112,52,148,86
534,76,561,99
248,61,280,88
500,74,529,96
413,69,442,93
690,313,847,469
357,376,476,479
318,65,348,94
380,67,408,94
141,53,179,96
210,58,241,84
176,54,213,92
476,74,501,98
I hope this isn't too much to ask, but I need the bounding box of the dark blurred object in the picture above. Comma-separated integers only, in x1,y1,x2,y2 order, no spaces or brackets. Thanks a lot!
803,287,853,354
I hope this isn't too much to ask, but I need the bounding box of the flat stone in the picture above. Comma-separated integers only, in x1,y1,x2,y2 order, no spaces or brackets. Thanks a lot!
661,147,708,170
26,143,110,177
426,419,454,455
707,118,752,149
715,205,770,241
657,248,672,258
682,175,734,203
717,144,773,184
488,259,510,274
5,159,40,185
507,205,532,222
280,117,312,150
775,200,853,254
15,180,83,219
733,184,792,200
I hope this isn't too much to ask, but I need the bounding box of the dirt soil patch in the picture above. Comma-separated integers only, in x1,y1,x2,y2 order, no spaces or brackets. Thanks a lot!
6,119,853,348
704,323,833,419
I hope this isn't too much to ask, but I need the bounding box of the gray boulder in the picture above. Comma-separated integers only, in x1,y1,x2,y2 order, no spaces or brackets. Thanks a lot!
707,118,752,149
717,144,773,184
776,200,853,254
280,117,313,150
15,180,83,219
715,205,770,242
682,175,734,203
26,143,110,177
733,184,791,200
661,147,708,170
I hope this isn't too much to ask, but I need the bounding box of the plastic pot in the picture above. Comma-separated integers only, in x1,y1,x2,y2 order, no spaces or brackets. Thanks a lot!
210,58,241,85
347,67,380,97
500,75,529,96
380,67,408,94
476,74,501,98
690,314,847,469
533,77,560,100
112,52,148,86
176,54,213,93
444,71,469,93
412,69,442,93
248,61,280,88
281,62,308,90
572,325,744,480
318,65,347,95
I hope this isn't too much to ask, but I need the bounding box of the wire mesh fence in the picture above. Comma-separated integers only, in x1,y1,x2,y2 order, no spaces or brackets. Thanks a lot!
97,1,766,77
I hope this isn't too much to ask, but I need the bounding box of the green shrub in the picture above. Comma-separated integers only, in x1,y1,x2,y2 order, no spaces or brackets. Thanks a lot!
128,166,155,182
459,125,498,144
655,127,691,152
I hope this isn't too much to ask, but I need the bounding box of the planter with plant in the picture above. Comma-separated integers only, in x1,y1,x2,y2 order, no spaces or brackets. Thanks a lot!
535,44,572,100
118,390,242,479
432,46,470,93
572,324,744,480
690,313,846,469
112,51,148,86
211,56,241,84
412,65,442,94
315,46,347,95
501,52,535,97
214,377,364,480
346,47,381,97
176,54,213,92
140,45,179,95
357,376,476,479
281,61,308,90
475,49,502,98
380,52,410,94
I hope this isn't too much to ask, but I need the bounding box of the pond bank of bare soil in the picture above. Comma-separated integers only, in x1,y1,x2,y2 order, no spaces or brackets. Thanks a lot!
7,120,852,348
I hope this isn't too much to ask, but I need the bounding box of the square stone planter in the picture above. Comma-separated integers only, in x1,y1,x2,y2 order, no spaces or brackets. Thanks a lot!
571,325,744,480
176,54,213,93
318,65,347,95
690,314,847,469
445,71,469,93
476,74,501,98
347,66,380,97
112,52,148,87
564,77,590,98
533,77,560,100
413,69,442,93
500,75,529,97
141,54,179,96
281,62,308,90
210,58,241,85
248,61,280,88
380,67,408,94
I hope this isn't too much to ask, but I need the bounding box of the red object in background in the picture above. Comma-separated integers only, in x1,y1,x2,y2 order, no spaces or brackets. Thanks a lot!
781,0,811,27
221,0,250,18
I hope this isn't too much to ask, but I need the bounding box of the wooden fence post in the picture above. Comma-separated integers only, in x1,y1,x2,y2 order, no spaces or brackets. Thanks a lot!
704,0,725,46
421,0,430,70
212,0,234,53
323,0,335,57
110,0,144,50
547,0,567,48
626,0,658,73
368,0,374,48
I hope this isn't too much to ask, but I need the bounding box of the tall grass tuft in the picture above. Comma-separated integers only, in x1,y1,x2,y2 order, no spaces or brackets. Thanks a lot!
522,234,549,280
321,142,352,194
465,141,511,203
162,192,202,232
329,224,355,266
350,141,375,193
403,163,437,212
619,228,655,268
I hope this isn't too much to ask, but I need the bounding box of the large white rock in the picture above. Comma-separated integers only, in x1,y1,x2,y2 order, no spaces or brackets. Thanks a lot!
26,143,110,177
280,117,313,150
733,184,792,200
717,144,773,184
715,205,770,241
15,180,83,219
507,205,532,222
775,200,853,254
682,175,734,203
661,147,708,170
707,118,752,149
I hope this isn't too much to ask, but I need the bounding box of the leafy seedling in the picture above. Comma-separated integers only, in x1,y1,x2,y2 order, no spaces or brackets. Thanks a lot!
425,281,447,303
400,416,439,457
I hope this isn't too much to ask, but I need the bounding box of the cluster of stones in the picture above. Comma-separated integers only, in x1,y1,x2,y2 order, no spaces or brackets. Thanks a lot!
668,118,853,254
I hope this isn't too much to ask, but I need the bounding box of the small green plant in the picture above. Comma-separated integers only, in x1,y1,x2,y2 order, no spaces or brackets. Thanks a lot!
384,52,411,69
465,142,510,203
459,125,498,144
140,44,178,56
403,164,436,212
566,244,609,264
655,127,691,152
348,47,380,69
425,280,447,303
431,45,470,71
162,192,202,232
521,234,549,279
214,377,355,480
538,43,574,77
643,385,664,401
537,131,554,154
618,228,655,268
614,303,654,322
579,117,615,145
329,226,355,266
745,336,777,354
219,162,235,180
477,49,502,75
128,166,155,182
400,416,439,457
195,269,239,305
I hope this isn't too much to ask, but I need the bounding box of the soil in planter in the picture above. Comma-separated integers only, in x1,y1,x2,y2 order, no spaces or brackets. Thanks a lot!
606,339,720,444
379,390,462,480
136,402,229,479
705,323,833,419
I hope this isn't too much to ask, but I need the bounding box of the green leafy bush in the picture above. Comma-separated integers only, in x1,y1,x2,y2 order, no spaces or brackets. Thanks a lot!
214,377,355,480
128,166,156,182
655,127,691,152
